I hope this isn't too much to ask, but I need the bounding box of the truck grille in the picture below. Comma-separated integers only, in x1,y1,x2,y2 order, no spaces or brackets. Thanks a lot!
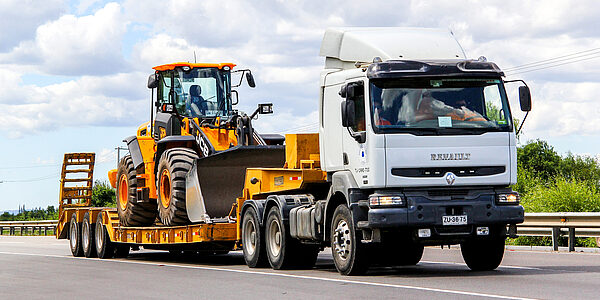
391,166,505,177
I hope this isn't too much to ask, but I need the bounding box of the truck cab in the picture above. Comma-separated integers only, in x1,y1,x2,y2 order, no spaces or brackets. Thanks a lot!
317,28,529,274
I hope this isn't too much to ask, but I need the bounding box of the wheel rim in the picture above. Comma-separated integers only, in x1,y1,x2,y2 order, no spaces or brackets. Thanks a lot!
82,221,89,251
243,218,257,256
95,220,104,250
118,174,128,211
333,219,351,261
70,220,77,250
268,218,282,257
159,169,171,209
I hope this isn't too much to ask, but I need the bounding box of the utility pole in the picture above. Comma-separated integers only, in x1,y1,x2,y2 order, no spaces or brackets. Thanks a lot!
115,147,128,168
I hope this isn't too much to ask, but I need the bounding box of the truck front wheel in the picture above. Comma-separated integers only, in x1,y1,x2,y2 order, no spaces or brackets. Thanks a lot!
460,237,505,271
330,205,370,275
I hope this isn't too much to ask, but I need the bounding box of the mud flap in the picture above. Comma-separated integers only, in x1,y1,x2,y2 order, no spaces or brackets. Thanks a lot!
185,145,285,222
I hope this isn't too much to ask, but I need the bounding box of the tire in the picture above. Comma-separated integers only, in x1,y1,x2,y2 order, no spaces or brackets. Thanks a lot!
460,237,505,271
265,207,294,269
330,205,370,275
241,208,268,268
69,214,84,257
156,148,198,226
114,244,130,258
95,214,115,259
82,212,97,258
116,155,157,226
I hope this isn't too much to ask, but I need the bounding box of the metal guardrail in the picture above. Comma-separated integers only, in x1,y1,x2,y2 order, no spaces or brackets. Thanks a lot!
0,220,57,236
518,212,600,251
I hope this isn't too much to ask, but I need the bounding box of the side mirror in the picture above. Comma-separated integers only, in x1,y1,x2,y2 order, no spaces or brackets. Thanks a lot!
147,74,158,89
341,99,356,127
246,72,256,88
518,86,532,112
231,90,239,105
339,82,364,99
250,103,273,119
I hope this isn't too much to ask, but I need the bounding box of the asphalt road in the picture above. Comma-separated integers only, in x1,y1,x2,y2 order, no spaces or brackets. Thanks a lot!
1,236,599,299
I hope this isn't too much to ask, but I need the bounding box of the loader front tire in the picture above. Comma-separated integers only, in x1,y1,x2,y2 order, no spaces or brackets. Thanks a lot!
157,148,198,226
116,155,157,226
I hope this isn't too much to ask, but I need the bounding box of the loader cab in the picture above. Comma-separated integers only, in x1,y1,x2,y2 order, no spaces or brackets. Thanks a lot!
150,63,235,139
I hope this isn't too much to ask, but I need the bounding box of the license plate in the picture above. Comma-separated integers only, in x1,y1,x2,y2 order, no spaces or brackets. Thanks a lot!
442,215,467,225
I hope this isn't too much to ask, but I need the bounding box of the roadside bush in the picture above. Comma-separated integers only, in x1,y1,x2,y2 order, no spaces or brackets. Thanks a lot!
520,178,600,213
91,180,116,208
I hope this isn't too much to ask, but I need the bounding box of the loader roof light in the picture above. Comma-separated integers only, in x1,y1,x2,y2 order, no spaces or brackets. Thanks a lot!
153,62,236,71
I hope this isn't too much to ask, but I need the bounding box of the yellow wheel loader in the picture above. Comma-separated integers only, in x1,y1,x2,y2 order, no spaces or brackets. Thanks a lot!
108,62,284,226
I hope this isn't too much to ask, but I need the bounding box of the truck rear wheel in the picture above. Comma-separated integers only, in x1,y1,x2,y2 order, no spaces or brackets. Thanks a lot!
460,237,505,271
82,212,97,258
69,214,83,257
157,148,198,226
95,214,115,259
265,207,293,269
242,208,268,268
331,205,370,275
117,155,157,226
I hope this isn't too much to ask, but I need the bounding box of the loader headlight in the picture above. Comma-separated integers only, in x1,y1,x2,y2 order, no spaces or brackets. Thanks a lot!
369,195,405,207
496,193,520,204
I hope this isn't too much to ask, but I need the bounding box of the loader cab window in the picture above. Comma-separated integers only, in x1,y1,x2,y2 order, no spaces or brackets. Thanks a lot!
157,67,231,119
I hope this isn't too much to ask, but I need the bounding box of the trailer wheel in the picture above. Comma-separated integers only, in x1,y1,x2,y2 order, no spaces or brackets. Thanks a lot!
117,155,157,226
331,205,370,275
82,212,97,258
157,148,198,226
69,214,83,257
460,237,505,271
95,214,115,259
242,208,268,268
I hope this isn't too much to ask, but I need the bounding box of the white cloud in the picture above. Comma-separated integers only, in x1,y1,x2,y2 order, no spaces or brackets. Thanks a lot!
1,2,128,76
0,0,66,52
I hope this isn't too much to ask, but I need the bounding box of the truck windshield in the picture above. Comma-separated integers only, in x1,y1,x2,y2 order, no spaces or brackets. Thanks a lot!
370,78,513,134
160,68,231,119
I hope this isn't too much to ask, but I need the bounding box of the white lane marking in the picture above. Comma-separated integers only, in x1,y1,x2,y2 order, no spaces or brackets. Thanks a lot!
0,251,533,300
420,260,544,271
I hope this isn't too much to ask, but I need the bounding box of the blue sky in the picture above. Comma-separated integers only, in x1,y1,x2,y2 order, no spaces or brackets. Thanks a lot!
1,0,600,211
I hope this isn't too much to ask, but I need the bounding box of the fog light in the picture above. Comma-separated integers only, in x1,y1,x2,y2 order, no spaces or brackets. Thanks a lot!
476,227,489,236
418,228,431,238
497,193,520,204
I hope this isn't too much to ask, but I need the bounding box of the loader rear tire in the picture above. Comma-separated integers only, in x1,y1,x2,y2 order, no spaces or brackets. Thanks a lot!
69,214,83,257
95,214,115,259
157,148,198,226
116,155,157,226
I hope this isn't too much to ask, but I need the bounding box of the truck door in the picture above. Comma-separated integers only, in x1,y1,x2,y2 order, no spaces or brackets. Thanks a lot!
341,79,369,185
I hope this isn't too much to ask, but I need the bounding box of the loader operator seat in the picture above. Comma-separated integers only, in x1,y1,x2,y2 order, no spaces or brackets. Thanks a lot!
188,85,207,117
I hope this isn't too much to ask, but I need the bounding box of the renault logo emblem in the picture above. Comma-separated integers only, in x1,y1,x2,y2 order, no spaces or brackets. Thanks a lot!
445,172,456,185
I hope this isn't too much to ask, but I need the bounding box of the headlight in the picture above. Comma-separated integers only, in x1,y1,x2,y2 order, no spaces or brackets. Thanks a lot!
369,195,405,207
496,193,520,204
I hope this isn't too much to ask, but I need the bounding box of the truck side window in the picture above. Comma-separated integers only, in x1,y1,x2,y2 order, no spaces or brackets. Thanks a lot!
351,82,366,132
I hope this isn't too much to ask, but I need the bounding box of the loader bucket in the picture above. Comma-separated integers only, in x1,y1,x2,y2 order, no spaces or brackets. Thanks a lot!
186,145,285,222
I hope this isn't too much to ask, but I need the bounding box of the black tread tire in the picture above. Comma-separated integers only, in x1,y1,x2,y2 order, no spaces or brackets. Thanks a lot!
114,244,130,258
82,212,97,258
330,205,370,275
69,214,83,257
95,214,115,259
242,208,268,268
157,148,198,226
460,237,505,271
116,155,157,226
265,207,295,270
